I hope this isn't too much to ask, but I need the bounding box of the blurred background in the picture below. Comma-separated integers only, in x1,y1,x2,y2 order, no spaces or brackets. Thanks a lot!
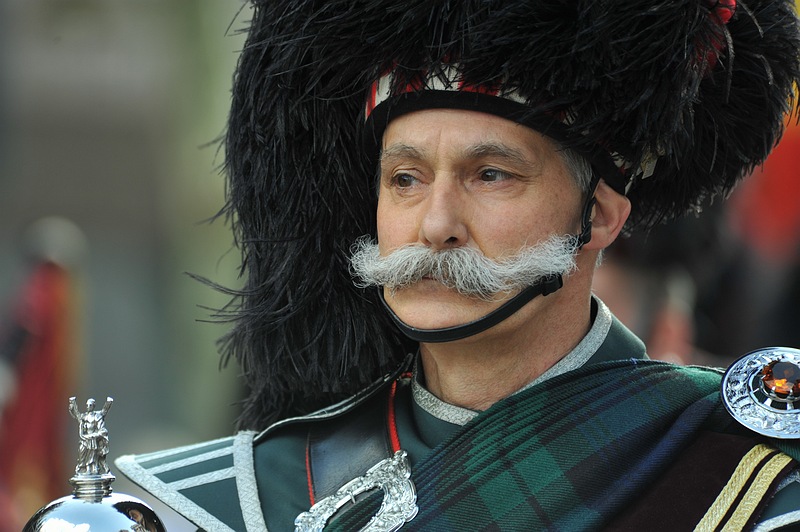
0,0,798,530
0,0,246,528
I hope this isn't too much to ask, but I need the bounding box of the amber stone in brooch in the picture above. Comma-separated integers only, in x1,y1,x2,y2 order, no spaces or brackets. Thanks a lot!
762,360,800,399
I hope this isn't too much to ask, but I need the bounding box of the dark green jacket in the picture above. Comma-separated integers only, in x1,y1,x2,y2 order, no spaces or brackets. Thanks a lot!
117,316,800,531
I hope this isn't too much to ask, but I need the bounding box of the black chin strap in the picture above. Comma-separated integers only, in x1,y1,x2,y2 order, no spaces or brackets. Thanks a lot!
378,274,563,343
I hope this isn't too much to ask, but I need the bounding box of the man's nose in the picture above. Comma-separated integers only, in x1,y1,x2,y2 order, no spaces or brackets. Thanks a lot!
418,182,469,249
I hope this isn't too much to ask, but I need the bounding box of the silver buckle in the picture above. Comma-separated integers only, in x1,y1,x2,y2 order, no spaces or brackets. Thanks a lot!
294,450,418,531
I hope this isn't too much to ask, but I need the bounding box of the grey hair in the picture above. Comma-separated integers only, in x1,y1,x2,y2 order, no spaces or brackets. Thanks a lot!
557,146,594,193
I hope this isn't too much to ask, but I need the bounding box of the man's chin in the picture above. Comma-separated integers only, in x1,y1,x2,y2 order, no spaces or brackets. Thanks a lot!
383,285,510,330
386,280,520,302
390,310,477,331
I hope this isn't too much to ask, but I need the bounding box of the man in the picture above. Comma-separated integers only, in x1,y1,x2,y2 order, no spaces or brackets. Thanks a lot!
117,1,800,530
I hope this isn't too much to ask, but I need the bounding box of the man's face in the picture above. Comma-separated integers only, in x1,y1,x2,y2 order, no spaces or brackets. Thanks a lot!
377,108,584,330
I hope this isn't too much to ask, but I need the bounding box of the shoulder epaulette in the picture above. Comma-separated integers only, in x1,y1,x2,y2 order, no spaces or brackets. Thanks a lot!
115,431,266,532
697,443,797,531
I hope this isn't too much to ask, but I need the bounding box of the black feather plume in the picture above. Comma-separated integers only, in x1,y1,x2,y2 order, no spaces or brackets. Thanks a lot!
222,0,800,429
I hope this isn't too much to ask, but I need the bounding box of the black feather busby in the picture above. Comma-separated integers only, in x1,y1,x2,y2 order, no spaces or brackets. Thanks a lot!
222,0,800,429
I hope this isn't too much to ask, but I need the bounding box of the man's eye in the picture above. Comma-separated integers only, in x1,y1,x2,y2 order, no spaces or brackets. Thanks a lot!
393,173,417,187
480,169,511,182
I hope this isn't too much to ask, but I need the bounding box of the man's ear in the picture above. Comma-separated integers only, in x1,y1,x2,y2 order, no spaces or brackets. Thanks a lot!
582,179,631,251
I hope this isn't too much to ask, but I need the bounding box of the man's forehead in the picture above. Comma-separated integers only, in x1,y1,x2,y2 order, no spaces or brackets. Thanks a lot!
379,109,554,164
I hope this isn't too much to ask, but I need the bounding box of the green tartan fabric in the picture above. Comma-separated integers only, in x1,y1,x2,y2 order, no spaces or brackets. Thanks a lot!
325,491,384,531
326,359,796,531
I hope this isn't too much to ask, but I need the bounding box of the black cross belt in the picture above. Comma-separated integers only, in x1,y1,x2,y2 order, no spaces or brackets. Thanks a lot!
306,387,393,503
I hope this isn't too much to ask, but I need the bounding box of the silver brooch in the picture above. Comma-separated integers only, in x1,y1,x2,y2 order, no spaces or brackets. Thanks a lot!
722,347,800,439
294,450,418,532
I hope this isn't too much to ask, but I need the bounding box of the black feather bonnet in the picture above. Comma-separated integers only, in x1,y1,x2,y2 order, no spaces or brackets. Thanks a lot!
222,0,800,428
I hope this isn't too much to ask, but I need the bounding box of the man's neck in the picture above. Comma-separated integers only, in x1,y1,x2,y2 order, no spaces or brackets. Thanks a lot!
418,290,593,411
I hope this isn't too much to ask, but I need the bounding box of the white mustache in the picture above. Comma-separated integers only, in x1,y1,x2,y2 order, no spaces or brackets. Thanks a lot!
349,234,579,301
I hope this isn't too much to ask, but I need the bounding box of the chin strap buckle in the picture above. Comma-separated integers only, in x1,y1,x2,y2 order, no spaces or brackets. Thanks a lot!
540,274,564,296
577,195,596,249
577,174,601,249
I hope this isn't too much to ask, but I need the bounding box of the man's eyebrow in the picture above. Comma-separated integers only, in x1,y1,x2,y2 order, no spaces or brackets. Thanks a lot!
380,144,425,162
381,142,532,165
464,142,530,166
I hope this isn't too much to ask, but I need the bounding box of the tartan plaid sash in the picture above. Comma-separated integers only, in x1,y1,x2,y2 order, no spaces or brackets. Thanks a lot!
330,359,750,531
406,360,730,531
328,360,800,531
